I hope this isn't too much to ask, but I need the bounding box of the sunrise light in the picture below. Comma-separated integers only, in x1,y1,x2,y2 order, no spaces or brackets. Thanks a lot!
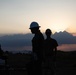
50,24,68,32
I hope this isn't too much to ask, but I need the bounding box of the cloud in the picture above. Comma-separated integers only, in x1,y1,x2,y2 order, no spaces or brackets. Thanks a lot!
52,31,76,44
0,33,33,47
0,31,76,51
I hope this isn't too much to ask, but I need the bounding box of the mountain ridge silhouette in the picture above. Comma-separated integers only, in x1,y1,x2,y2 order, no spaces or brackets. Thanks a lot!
0,31,76,48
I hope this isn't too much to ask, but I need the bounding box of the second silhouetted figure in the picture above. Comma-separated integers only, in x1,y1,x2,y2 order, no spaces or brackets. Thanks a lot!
44,29,58,75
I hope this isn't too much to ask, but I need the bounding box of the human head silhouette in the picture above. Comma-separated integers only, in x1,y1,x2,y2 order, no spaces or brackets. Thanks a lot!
45,29,52,37
29,21,41,34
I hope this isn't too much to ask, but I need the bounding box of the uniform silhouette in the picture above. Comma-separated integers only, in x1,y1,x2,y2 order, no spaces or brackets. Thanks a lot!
27,21,44,75
44,29,58,75
0,44,9,75
0,44,4,58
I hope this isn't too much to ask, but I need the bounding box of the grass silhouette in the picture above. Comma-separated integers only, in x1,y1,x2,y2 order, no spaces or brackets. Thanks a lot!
2,50,76,75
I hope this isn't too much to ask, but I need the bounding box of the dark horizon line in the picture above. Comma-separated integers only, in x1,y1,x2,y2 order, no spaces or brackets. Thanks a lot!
0,30,75,36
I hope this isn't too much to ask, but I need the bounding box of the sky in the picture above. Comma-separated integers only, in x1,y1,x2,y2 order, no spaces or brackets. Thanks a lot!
0,0,76,35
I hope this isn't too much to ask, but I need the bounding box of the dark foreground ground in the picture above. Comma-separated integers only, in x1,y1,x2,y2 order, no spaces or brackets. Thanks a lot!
1,50,76,75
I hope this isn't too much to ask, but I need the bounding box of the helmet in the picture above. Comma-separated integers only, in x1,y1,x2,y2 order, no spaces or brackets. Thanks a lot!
29,22,40,29
45,29,52,34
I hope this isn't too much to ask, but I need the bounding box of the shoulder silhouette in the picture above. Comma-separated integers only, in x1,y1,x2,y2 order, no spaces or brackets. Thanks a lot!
27,21,44,75
44,29,58,75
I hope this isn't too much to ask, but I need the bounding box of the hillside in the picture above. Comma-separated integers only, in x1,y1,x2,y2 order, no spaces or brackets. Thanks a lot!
2,50,76,75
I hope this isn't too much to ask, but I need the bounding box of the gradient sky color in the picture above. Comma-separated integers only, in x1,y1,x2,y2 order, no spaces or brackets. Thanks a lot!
0,0,76,34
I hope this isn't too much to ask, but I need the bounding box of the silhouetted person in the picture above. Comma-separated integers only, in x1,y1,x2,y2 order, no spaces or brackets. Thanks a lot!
0,44,4,58
0,44,7,60
44,29,58,75
0,44,9,75
27,21,44,75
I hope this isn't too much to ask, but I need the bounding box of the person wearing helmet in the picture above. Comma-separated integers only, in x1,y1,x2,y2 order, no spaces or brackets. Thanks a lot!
44,29,58,75
28,21,44,75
